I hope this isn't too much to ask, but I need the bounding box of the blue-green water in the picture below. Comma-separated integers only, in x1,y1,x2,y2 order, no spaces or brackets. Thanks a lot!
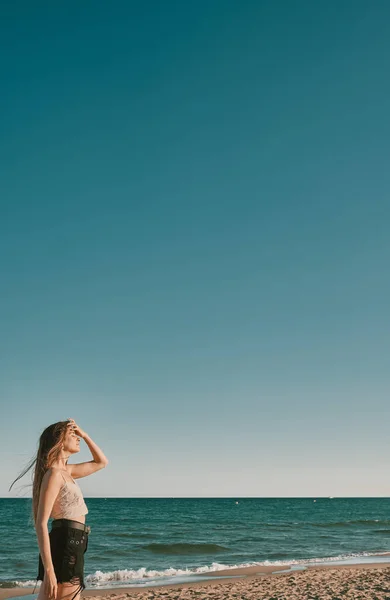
1,497,390,590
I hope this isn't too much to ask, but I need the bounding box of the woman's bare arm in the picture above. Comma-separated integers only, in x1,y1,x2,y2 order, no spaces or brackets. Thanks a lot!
83,433,109,464
35,469,62,573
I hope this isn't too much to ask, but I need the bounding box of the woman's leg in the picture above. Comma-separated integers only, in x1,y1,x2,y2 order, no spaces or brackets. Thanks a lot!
56,581,83,600
36,574,82,600
36,574,45,600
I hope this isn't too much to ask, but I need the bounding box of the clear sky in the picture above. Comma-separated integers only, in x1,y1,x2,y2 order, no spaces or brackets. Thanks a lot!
1,1,390,498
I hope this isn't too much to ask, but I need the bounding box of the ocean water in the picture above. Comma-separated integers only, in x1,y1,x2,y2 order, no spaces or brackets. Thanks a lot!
1,497,390,590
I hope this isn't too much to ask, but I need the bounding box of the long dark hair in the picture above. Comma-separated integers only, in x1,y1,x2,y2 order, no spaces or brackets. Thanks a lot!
9,421,69,526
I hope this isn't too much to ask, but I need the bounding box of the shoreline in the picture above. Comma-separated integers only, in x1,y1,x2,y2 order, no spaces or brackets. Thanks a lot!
3,560,390,600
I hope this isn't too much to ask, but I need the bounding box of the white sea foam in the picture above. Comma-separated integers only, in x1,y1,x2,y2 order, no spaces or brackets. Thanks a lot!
13,551,390,589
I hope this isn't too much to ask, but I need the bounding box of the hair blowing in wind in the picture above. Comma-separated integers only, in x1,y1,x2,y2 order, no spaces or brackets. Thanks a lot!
9,421,69,526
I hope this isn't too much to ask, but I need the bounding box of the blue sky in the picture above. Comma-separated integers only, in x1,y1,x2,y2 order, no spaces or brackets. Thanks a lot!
1,1,390,497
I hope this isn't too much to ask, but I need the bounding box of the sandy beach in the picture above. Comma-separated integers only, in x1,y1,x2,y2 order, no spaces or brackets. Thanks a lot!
3,561,390,600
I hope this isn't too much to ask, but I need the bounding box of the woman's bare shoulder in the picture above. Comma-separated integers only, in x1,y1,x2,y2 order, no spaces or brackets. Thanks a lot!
43,467,65,481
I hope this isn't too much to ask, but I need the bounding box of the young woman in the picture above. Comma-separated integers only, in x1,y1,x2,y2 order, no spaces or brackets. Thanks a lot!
10,418,108,600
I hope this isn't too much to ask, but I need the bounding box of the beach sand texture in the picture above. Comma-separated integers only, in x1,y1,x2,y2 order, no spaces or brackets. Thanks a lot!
3,562,390,600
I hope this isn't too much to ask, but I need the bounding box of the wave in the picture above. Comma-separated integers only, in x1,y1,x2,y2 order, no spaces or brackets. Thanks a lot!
107,532,155,539
308,520,388,528
260,519,389,528
10,550,390,589
142,543,231,555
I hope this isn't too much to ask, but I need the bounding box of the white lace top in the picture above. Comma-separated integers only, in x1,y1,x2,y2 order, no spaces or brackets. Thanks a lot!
50,470,89,520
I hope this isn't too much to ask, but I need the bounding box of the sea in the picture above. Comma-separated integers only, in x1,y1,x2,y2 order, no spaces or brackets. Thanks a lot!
1,497,390,591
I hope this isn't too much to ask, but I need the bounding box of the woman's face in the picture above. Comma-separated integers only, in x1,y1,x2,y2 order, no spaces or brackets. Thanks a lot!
63,426,81,454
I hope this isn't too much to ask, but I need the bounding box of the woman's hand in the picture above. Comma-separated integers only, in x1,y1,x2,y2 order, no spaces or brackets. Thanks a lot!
67,418,87,440
44,567,57,600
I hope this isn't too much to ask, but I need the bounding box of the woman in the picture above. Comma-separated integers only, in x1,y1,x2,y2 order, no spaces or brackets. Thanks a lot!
9,418,108,600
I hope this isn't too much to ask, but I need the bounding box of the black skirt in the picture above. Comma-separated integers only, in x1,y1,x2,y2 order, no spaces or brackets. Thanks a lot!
33,519,90,600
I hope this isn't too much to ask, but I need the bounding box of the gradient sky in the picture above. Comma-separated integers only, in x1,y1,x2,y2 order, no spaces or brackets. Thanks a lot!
1,1,390,498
